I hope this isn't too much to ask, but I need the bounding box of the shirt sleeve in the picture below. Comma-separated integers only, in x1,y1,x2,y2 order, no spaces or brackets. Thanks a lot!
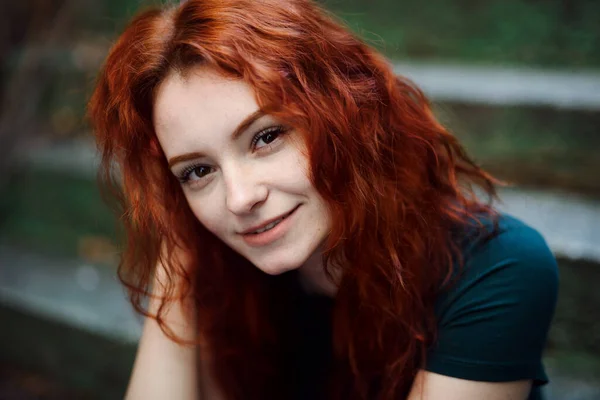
425,217,559,385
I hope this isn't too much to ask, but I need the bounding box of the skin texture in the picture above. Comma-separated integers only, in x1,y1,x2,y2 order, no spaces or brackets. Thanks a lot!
124,248,202,400
407,370,532,400
153,66,332,280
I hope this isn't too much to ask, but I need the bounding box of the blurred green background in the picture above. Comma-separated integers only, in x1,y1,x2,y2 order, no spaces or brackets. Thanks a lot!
0,0,599,398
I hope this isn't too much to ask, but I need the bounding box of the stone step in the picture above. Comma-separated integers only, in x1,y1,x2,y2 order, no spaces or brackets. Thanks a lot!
8,45,600,109
394,62,600,110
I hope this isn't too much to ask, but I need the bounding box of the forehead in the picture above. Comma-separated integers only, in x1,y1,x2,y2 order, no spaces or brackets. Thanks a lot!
152,67,259,156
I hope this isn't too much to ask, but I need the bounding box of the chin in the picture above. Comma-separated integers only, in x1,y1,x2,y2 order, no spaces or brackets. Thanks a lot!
254,261,300,276
249,253,306,276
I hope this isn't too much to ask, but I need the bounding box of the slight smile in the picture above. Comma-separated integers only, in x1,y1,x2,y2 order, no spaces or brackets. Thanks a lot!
240,205,300,247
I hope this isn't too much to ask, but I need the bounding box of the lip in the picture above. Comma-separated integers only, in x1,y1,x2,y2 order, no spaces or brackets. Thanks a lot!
239,206,299,234
239,205,300,247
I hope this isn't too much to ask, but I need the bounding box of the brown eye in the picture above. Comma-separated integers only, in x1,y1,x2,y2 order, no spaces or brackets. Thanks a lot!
252,126,285,150
178,164,213,183
191,166,212,179
262,132,278,144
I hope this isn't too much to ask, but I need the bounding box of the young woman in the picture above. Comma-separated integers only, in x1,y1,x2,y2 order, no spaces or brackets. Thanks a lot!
88,0,559,399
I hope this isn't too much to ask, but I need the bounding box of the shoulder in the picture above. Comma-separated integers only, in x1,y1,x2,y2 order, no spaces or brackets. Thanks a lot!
440,212,560,327
428,212,559,385
456,212,559,293
464,211,553,255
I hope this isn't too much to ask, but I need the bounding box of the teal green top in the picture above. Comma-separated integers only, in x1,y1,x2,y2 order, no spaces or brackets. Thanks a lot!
285,213,559,399
425,213,559,399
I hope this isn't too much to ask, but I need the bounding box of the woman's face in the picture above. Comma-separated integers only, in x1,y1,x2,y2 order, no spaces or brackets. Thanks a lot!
153,66,331,275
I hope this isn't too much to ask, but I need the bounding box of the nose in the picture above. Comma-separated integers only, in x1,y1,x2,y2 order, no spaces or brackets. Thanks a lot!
224,163,268,215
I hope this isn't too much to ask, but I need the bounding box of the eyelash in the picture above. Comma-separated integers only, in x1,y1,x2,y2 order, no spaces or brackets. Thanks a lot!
177,125,287,185
250,125,286,149
178,164,209,184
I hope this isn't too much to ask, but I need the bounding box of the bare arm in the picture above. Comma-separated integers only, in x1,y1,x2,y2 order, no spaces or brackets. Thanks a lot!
124,254,224,400
407,370,532,400
124,254,199,400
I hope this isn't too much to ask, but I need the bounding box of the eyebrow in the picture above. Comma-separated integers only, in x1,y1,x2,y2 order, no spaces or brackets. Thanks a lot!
167,109,265,168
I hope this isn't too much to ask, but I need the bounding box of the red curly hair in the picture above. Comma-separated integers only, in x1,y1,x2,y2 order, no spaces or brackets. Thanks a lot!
88,0,499,398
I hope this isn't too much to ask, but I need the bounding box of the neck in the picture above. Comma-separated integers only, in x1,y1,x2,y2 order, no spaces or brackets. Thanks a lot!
297,247,339,297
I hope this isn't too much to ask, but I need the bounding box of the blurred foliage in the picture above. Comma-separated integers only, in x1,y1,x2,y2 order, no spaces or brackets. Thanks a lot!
549,259,600,355
323,0,600,67
3,0,599,140
436,104,600,196
546,258,600,381
0,166,117,259
81,0,600,67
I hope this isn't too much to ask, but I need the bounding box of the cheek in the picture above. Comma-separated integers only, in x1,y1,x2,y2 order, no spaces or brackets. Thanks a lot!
185,193,226,236
277,146,314,191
